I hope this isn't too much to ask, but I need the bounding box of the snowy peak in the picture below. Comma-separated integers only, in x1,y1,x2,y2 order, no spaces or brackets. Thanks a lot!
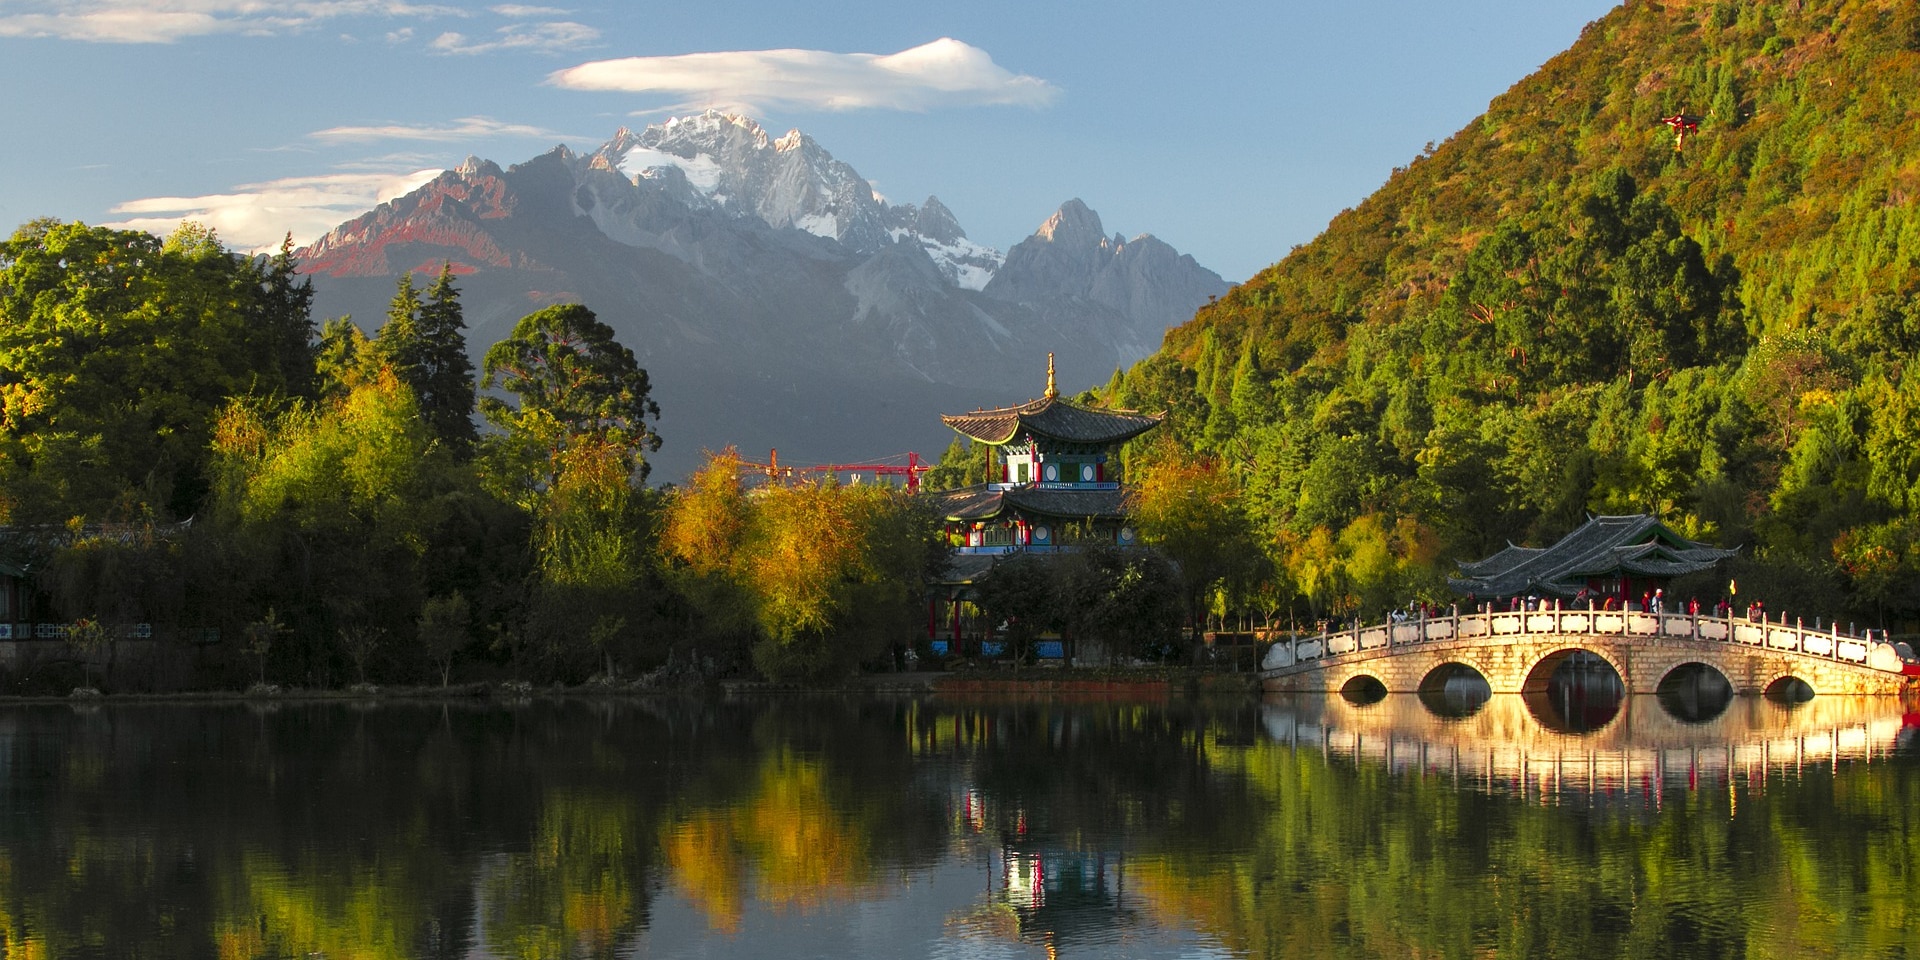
585,109,895,248
911,196,965,245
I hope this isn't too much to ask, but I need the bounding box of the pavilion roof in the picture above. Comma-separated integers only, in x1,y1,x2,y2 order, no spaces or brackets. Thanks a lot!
928,485,1129,523
941,396,1163,447
1448,514,1737,598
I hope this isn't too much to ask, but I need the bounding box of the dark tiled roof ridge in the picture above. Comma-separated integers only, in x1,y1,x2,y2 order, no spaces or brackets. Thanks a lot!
941,395,1164,446
925,484,1130,521
1449,514,1737,597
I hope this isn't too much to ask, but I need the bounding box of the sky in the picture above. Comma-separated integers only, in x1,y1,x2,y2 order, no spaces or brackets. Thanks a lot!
0,0,1620,283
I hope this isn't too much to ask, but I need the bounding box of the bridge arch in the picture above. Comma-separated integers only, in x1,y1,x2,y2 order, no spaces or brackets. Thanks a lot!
1520,646,1627,695
1418,662,1492,719
1338,673,1388,704
1764,674,1816,702
1520,647,1627,734
1655,660,1732,691
1654,661,1734,724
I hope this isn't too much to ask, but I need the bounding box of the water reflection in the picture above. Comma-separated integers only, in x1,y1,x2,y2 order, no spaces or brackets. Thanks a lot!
1655,663,1735,723
1525,649,1625,733
1262,692,1915,801
1416,663,1493,719
0,696,1916,959
1338,674,1387,704
1766,675,1816,703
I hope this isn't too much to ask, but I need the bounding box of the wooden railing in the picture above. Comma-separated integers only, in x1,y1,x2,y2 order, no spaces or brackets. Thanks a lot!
1265,608,1906,673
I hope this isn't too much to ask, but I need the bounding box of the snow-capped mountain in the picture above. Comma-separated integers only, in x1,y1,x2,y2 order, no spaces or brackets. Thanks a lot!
583,113,1005,288
299,111,1229,480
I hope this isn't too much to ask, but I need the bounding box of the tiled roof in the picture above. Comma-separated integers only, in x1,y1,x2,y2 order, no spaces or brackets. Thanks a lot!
927,485,1130,522
933,553,1002,586
1449,514,1738,598
941,396,1163,446
929,486,1007,521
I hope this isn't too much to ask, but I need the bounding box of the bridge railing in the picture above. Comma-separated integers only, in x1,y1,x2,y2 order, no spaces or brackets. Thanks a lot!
1265,606,1906,674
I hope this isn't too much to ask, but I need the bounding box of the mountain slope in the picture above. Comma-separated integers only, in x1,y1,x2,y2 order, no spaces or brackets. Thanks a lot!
1115,0,1920,623
299,112,1228,480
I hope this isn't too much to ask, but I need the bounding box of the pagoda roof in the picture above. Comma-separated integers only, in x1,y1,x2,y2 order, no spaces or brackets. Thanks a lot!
1449,514,1738,598
929,485,1129,523
941,396,1163,447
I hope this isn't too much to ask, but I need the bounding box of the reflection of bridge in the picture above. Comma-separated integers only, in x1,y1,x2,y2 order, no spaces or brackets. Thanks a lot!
1261,609,1914,696
1261,694,1917,800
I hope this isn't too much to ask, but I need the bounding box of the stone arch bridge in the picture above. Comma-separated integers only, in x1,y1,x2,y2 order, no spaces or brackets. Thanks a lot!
1261,608,1914,697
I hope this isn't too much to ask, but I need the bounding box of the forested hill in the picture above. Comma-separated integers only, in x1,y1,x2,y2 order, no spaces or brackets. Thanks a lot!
1110,0,1920,622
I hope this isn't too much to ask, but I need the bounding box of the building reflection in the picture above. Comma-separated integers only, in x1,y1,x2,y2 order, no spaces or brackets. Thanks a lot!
1263,693,1916,804
950,787,1142,953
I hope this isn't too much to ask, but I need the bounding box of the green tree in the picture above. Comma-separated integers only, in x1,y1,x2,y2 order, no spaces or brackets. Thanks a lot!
253,234,319,401
0,220,298,522
1127,449,1264,655
1054,544,1182,664
417,592,471,688
210,370,450,685
376,265,476,453
479,304,661,498
525,439,653,679
973,552,1059,663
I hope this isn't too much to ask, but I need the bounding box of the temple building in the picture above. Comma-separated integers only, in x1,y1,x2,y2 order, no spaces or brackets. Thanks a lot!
929,354,1162,557
924,355,1163,655
1448,514,1738,607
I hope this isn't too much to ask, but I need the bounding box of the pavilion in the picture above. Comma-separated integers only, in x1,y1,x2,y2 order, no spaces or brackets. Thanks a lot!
1448,514,1738,607
923,355,1163,655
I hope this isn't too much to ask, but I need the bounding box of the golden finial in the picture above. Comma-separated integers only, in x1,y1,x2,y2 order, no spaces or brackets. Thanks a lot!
1044,352,1058,400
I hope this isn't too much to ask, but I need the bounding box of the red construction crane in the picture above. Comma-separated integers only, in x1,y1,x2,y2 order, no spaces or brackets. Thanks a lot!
743,449,931,494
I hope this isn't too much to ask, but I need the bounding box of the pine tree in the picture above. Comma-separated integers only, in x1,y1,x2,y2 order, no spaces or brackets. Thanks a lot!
375,267,477,453
257,234,318,400
416,264,478,452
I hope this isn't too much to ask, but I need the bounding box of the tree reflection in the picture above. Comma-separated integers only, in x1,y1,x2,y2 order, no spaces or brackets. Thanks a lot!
0,698,1912,959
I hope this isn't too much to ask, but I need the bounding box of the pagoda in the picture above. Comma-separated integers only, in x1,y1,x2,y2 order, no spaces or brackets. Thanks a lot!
928,354,1163,558
923,355,1163,657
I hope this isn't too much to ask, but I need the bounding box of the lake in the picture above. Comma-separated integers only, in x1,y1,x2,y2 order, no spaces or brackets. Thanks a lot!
0,691,1914,958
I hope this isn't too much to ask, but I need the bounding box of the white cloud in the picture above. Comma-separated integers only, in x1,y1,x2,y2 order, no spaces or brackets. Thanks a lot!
104,169,443,252
310,115,568,143
490,4,568,16
429,19,595,54
547,37,1058,112
385,26,413,42
0,1,465,44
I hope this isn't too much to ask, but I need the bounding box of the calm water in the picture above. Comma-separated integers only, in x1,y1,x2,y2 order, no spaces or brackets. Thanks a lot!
1,692,1916,959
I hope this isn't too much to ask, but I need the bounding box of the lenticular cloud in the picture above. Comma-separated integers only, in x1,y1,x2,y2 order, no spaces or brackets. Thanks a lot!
547,38,1057,112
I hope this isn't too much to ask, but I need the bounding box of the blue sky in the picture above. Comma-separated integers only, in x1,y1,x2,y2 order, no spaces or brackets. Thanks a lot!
0,0,1619,282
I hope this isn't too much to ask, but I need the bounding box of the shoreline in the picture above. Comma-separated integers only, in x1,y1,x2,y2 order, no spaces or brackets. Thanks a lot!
0,669,1264,705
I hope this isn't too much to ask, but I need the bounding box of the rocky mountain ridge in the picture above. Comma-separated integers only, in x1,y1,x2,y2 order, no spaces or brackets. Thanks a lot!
299,111,1229,481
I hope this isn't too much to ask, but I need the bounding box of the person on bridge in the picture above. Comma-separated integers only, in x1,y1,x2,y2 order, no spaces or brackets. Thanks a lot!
1688,596,1700,616
1652,589,1664,614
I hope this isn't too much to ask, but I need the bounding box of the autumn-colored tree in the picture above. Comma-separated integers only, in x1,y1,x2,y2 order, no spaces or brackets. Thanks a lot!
1127,447,1265,654
659,449,756,662
737,480,942,682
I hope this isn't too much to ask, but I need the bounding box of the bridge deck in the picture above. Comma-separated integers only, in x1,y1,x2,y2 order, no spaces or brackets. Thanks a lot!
1260,609,1912,695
